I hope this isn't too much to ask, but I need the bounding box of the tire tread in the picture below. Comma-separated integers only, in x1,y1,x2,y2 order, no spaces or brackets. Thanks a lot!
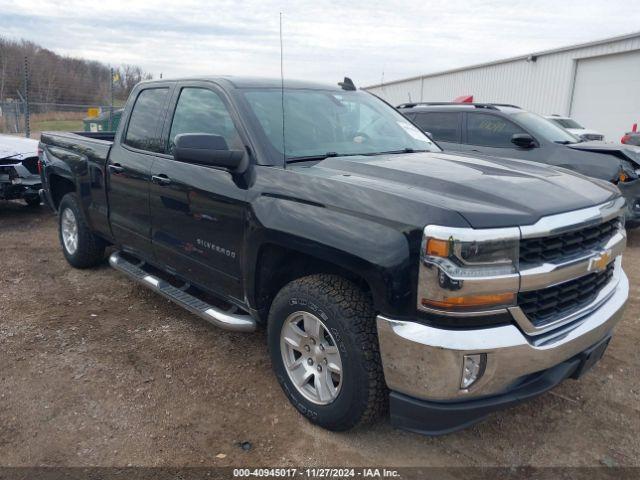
269,274,387,430
59,193,105,268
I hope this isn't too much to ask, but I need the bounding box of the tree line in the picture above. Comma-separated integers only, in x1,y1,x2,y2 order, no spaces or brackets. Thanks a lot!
0,36,153,106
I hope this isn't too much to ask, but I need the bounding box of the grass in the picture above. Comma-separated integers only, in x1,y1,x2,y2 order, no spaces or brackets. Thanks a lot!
31,119,84,132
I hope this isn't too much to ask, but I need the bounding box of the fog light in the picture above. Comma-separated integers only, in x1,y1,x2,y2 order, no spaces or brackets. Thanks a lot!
461,354,486,389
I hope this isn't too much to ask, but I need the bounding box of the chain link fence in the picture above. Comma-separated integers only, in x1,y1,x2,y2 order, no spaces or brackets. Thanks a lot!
0,57,117,138
1,38,148,139
0,100,117,137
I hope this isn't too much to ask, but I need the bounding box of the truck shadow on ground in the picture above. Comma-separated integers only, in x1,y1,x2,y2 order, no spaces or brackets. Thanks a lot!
0,200,50,225
626,226,640,247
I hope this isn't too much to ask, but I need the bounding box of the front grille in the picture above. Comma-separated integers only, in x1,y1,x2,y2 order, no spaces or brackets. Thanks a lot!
519,218,619,265
518,263,615,326
583,134,604,141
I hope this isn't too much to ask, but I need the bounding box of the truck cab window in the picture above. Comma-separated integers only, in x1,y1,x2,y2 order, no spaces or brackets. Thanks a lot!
124,88,169,153
168,88,243,155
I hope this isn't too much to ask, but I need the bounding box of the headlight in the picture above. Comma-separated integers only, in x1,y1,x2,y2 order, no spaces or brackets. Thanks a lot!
618,161,639,183
418,226,520,312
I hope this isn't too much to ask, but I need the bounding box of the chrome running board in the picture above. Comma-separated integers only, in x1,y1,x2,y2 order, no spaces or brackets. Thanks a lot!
109,251,257,332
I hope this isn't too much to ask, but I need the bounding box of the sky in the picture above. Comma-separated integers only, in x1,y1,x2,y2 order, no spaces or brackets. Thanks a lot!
1,0,639,87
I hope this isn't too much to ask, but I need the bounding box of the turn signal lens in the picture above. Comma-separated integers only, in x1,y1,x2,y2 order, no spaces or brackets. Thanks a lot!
426,238,450,257
619,171,628,183
421,292,515,309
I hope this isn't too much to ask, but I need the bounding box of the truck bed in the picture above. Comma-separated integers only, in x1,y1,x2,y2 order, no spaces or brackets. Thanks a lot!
39,131,115,239
40,131,114,154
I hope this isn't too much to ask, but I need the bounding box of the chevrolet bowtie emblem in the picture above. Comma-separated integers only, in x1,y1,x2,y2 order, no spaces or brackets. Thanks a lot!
588,250,612,273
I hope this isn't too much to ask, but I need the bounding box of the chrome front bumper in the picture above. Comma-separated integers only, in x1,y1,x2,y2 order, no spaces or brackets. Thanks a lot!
377,269,628,401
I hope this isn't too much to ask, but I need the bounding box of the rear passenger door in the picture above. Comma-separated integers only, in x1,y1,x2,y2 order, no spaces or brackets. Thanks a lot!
149,83,249,301
107,85,172,256
411,111,463,151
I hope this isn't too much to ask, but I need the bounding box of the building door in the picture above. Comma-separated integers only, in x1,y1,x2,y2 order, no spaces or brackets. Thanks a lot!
571,50,640,140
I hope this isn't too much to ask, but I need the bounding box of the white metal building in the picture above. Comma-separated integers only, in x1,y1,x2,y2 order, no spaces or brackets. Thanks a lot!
365,32,640,141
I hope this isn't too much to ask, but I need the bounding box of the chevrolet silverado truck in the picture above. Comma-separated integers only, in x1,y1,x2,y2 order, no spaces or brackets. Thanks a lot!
39,77,629,435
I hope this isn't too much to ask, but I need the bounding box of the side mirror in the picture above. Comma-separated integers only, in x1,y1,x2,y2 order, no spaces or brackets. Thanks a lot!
511,133,536,149
173,133,247,173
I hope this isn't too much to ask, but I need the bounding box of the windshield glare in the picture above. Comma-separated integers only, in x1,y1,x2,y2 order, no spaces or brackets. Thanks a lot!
513,112,579,144
241,88,440,161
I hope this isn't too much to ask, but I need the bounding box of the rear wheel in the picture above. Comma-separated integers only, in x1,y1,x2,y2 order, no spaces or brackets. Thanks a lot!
268,274,387,431
58,193,106,268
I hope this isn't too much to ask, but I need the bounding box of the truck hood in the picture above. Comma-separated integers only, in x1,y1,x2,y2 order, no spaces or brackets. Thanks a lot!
567,141,640,168
303,151,619,228
0,134,39,161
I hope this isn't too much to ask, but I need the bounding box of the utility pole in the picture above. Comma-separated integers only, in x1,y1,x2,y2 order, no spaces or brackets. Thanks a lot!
23,56,30,138
109,67,114,131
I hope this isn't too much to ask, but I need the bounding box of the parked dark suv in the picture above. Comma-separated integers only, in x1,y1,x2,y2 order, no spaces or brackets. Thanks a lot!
397,103,640,225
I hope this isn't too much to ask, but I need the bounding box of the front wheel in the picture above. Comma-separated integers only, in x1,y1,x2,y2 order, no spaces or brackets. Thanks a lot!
268,274,387,431
58,193,106,268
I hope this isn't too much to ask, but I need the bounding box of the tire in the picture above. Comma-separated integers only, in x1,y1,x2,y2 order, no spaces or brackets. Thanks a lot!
58,193,106,268
268,274,387,431
24,196,41,208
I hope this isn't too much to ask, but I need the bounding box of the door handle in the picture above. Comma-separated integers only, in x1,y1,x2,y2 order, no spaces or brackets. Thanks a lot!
108,164,124,174
152,174,172,186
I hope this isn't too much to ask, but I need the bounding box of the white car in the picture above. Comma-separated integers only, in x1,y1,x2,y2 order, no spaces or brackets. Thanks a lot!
0,134,41,207
545,115,605,142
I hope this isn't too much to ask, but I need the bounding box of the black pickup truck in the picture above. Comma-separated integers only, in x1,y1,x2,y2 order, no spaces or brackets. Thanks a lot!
39,77,629,435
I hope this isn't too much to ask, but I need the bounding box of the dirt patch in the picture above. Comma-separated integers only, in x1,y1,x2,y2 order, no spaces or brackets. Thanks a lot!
1,201,639,467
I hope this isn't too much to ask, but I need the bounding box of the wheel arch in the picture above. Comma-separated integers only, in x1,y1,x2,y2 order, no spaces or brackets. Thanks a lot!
251,242,375,318
48,173,76,210
247,231,415,323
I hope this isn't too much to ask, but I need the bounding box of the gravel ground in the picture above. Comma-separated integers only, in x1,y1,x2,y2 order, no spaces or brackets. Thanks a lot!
0,201,639,468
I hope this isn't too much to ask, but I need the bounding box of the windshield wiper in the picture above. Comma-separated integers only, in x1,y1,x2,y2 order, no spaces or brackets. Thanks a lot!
555,140,577,145
362,148,432,156
286,148,432,163
286,152,340,163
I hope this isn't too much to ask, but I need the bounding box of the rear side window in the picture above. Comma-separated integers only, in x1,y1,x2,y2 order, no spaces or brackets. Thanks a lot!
124,88,169,153
467,113,525,147
413,112,460,142
168,88,243,155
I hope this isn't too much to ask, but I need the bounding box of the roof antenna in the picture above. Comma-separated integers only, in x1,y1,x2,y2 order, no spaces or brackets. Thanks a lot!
338,77,356,91
280,12,286,169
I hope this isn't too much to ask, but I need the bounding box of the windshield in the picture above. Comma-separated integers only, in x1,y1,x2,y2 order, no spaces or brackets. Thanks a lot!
512,112,580,144
550,118,584,129
241,88,439,161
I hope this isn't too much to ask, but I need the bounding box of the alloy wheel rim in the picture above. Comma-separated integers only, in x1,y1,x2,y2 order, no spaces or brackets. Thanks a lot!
280,311,343,405
61,208,79,255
